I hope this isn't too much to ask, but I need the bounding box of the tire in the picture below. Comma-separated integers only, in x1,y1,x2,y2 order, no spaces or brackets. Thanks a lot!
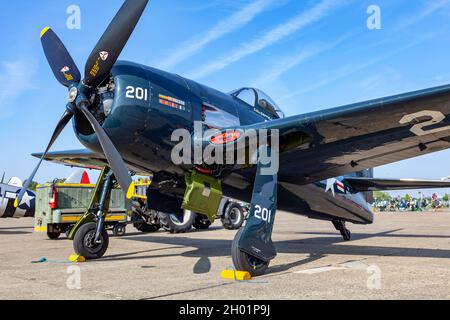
232,229,270,277
222,202,245,230
132,212,160,233
113,224,127,237
47,231,61,240
333,220,352,241
158,210,195,234
193,214,212,230
134,221,160,233
340,228,352,241
73,222,109,260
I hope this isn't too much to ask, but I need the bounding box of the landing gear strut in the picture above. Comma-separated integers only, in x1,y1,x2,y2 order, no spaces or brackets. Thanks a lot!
333,219,352,241
231,146,278,277
70,167,116,260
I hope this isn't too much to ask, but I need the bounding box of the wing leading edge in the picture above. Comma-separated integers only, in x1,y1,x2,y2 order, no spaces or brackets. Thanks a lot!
32,149,106,170
32,149,151,176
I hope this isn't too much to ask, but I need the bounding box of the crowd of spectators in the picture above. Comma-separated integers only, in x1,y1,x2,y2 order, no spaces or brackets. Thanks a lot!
373,193,449,212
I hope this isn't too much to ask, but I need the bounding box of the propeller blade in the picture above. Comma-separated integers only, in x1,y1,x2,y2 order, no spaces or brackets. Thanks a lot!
84,0,149,87
15,109,74,207
40,27,81,87
79,105,133,197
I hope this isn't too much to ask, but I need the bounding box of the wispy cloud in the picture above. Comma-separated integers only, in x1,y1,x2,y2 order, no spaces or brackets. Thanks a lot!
158,0,276,70
253,34,353,87
356,68,403,93
187,0,346,79
280,0,450,102
277,0,450,105
0,59,37,119
396,0,450,30
279,34,434,102
185,0,262,13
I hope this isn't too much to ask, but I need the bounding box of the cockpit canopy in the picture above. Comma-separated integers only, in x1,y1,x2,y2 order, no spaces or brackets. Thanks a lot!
230,88,285,119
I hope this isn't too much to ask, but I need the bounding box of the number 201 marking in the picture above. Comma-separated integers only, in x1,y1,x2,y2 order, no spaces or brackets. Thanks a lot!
126,86,149,101
400,110,450,136
254,205,272,223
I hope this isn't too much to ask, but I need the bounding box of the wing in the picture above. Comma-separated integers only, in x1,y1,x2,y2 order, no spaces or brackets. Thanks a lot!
345,178,450,192
236,84,450,184
32,149,106,170
32,149,151,175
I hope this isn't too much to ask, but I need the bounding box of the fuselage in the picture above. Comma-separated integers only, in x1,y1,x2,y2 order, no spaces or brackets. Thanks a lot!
0,183,35,218
74,61,374,225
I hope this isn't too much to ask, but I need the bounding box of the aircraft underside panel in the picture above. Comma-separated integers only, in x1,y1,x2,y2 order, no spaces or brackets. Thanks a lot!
221,175,373,225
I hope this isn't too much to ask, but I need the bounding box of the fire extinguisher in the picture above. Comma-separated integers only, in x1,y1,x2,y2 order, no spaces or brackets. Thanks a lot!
48,183,58,209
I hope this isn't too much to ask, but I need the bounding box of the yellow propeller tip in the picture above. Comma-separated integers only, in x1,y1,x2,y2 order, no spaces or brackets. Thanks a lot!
126,182,136,199
14,198,19,208
40,27,50,39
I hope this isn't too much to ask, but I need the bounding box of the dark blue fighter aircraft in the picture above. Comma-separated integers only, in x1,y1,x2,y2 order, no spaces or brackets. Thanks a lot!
17,0,450,276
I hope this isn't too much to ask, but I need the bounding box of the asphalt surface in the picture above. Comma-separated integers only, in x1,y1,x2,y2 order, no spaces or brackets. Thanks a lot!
0,212,449,300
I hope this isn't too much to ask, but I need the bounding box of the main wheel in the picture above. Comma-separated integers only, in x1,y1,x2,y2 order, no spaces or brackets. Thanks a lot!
222,202,245,230
73,222,109,260
231,229,270,277
193,214,212,230
158,210,195,234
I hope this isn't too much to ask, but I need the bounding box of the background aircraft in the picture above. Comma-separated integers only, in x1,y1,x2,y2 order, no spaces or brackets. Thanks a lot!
17,0,450,276
0,174,35,218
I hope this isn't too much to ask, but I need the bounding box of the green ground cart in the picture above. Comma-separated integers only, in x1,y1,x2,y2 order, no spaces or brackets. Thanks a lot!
34,182,130,239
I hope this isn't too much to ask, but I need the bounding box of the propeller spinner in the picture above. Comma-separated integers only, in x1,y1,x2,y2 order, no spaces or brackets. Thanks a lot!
15,0,149,207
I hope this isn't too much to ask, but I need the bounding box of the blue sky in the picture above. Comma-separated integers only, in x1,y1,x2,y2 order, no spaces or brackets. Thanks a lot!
1,0,450,196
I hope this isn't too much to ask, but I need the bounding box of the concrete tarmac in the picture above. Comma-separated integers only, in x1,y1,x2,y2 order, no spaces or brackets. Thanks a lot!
0,212,449,300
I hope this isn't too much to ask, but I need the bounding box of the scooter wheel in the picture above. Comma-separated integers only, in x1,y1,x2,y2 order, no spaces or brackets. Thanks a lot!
73,222,109,260
47,231,61,240
231,229,270,277
113,223,127,237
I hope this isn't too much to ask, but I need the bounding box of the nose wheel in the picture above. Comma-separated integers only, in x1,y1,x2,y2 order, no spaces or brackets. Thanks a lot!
73,222,109,259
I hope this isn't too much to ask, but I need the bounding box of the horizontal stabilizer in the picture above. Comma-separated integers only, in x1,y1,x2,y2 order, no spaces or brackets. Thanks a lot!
345,177,450,192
